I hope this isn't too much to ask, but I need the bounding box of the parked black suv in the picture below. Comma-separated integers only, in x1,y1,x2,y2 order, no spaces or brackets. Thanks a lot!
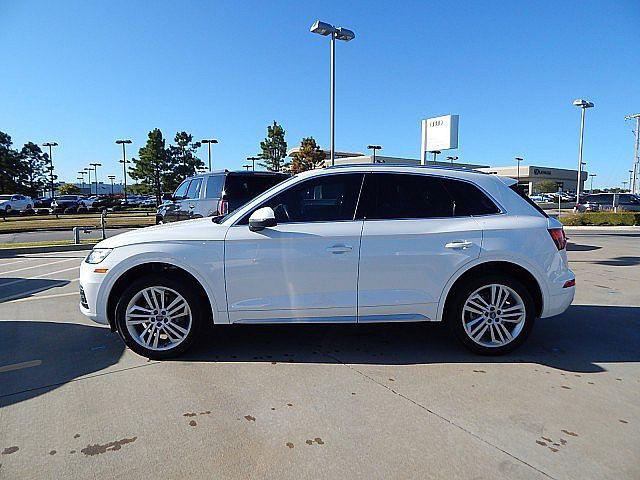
156,170,289,224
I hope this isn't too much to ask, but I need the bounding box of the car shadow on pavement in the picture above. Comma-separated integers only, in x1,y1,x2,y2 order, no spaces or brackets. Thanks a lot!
183,304,640,374
0,321,125,408
593,256,640,267
566,242,602,252
0,278,71,303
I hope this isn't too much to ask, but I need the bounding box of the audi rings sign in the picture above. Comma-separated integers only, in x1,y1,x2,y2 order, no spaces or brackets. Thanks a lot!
420,114,459,163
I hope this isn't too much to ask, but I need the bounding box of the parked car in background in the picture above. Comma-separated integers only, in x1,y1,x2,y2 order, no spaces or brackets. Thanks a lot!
575,193,640,212
34,197,53,208
0,194,33,213
120,195,145,208
140,196,157,208
79,196,100,209
529,194,545,203
80,164,574,359
156,170,289,224
51,195,83,213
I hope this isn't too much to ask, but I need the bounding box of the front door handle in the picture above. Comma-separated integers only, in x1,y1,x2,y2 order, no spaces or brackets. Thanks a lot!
326,244,353,254
445,240,474,250
189,204,195,209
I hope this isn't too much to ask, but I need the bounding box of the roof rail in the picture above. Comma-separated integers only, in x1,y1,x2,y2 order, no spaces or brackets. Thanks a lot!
323,163,488,174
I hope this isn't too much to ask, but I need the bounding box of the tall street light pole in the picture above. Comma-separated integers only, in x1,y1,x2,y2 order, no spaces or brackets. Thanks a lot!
77,171,86,194
116,139,132,203
310,20,355,167
629,170,634,193
90,163,102,195
367,145,382,163
515,157,524,184
201,139,218,172
624,114,640,194
247,156,260,171
108,175,116,195
573,99,594,204
42,142,58,199
84,167,93,195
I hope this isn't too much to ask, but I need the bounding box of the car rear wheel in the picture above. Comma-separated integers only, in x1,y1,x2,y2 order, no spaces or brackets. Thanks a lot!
115,274,203,359
448,274,535,355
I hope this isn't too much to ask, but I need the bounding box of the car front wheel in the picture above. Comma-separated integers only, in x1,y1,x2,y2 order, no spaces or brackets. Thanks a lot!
448,274,535,355
115,274,203,359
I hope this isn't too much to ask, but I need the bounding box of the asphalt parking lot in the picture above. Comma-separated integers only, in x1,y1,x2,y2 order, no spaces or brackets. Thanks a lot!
0,229,638,480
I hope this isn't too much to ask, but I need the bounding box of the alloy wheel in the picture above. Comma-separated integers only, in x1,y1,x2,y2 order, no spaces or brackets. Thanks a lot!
125,286,192,351
461,283,526,348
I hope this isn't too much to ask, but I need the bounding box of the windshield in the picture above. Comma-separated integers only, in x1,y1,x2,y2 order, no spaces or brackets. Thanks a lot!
58,196,77,200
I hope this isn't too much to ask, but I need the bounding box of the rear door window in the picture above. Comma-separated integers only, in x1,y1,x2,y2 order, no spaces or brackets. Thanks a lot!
356,173,455,220
205,175,225,199
440,178,500,216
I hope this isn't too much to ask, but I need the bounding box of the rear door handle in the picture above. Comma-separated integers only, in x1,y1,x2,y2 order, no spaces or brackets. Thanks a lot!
326,244,353,254
445,240,474,250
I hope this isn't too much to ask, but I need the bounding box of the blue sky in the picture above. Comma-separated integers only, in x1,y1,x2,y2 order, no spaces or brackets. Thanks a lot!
1,0,638,188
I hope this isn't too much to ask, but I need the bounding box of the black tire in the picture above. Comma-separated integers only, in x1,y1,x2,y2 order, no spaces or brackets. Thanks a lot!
447,273,536,355
77,206,88,214
63,206,77,214
115,274,204,359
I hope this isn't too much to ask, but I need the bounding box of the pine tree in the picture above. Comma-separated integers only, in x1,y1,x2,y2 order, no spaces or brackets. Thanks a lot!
165,131,204,191
259,121,288,172
130,128,168,202
20,142,48,197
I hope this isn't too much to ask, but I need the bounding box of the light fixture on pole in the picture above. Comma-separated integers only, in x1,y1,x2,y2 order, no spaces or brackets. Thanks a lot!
116,139,132,203
107,175,116,196
573,99,594,203
242,164,251,171
42,142,58,199
201,139,218,172
431,150,441,162
589,173,597,192
310,20,355,167
446,155,458,165
90,163,102,195
247,156,260,171
367,145,382,163
515,157,524,183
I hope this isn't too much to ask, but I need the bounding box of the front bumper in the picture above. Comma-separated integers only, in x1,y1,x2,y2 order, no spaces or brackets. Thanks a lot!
79,261,109,325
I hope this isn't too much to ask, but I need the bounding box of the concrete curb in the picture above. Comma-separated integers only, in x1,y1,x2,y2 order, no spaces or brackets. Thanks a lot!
564,226,640,231
0,243,94,257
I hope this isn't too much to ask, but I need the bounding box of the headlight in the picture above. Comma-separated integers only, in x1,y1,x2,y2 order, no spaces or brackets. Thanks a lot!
85,248,113,264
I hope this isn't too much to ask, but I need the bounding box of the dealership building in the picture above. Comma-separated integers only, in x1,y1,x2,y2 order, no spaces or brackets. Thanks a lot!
476,165,587,194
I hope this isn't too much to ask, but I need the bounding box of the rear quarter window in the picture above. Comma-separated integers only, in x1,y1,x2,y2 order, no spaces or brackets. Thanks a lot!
205,175,225,199
509,184,548,217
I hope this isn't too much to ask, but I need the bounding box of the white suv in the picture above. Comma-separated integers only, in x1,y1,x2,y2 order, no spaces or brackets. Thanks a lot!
79,165,575,359
0,194,33,213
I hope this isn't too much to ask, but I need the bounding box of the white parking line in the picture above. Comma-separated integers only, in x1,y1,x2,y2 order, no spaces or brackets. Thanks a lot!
0,257,79,276
0,265,80,288
0,259,26,268
0,360,42,374
0,279,79,303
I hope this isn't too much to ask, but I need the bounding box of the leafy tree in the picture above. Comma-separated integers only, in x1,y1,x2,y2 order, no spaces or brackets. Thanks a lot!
59,183,81,195
259,121,288,172
130,129,168,203
20,142,48,197
536,180,559,193
288,137,325,174
0,131,22,194
165,131,203,192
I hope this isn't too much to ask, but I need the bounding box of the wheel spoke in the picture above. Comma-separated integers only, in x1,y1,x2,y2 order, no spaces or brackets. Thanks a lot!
473,324,489,341
494,323,505,343
470,294,490,309
167,300,187,317
490,285,498,305
166,321,189,335
469,319,488,338
142,289,157,311
464,304,485,316
162,325,181,342
465,316,485,330
498,323,513,341
163,322,185,341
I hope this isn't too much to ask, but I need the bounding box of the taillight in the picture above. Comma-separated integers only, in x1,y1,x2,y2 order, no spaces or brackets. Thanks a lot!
548,228,567,250
217,199,228,215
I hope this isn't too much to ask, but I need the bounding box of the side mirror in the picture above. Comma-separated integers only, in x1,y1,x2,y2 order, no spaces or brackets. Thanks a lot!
162,193,173,201
249,206,277,231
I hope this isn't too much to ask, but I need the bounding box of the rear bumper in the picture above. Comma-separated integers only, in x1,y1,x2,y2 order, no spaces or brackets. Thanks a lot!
541,285,575,318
